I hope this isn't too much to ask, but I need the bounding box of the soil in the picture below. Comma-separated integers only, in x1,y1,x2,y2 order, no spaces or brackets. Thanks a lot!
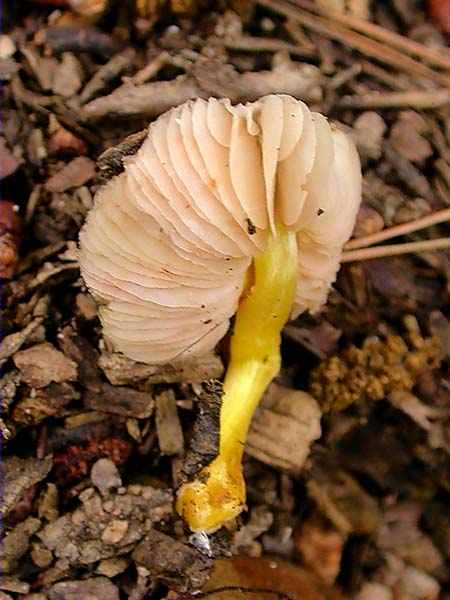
1,1,449,599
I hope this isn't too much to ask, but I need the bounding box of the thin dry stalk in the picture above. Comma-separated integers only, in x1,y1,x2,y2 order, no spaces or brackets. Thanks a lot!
339,88,450,109
293,0,450,72
284,19,315,50
258,0,450,86
341,237,450,262
359,60,411,91
346,208,450,250
223,35,315,58
328,64,362,90
131,51,171,85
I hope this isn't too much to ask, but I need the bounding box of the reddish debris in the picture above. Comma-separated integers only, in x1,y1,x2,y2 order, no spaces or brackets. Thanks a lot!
48,126,88,157
0,137,21,180
53,437,132,484
0,201,21,279
428,0,450,34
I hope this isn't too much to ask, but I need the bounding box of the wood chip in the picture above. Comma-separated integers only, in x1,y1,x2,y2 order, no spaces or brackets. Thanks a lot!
0,577,30,595
84,383,155,418
82,59,322,120
45,157,96,192
155,390,184,456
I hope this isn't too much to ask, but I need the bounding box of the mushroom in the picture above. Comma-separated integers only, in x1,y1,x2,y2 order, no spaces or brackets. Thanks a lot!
79,94,361,532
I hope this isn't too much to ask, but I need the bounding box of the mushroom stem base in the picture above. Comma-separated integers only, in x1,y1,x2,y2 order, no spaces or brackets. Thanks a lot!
176,225,298,532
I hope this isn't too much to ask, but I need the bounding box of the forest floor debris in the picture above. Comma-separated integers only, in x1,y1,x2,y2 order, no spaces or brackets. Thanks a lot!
1,0,449,597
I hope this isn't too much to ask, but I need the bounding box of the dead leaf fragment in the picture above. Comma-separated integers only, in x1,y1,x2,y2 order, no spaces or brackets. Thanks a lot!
246,385,321,472
13,342,78,388
377,502,443,573
294,516,344,586
308,463,380,535
196,556,343,600
12,382,79,425
48,577,120,600
1,455,52,518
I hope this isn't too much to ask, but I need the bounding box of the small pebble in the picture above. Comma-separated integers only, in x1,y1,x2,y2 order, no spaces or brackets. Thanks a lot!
0,35,16,59
101,519,129,544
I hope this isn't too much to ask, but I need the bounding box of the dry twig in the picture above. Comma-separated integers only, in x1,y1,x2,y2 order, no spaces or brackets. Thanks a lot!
346,208,450,250
293,0,450,72
339,88,450,110
258,0,450,86
223,34,315,58
342,238,450,262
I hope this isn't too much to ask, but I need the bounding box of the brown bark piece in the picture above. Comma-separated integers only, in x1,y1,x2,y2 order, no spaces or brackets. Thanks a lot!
84,383,155,419
48,577,120,600
98,350,224,385
132,529,211,591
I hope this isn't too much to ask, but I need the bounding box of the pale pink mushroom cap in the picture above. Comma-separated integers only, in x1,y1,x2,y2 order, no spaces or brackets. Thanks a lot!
79,95,361,364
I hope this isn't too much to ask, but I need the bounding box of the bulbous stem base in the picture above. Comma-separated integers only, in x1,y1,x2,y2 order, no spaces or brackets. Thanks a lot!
176,225,298,532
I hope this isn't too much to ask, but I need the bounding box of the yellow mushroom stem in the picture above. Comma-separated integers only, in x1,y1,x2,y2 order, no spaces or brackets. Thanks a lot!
176,225,298,532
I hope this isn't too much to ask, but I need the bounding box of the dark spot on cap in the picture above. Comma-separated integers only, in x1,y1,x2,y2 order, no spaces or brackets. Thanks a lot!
317,208,324,216
246,218,256,235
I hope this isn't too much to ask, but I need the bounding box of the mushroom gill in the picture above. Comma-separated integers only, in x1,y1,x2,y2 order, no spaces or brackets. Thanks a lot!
79,94,361,532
